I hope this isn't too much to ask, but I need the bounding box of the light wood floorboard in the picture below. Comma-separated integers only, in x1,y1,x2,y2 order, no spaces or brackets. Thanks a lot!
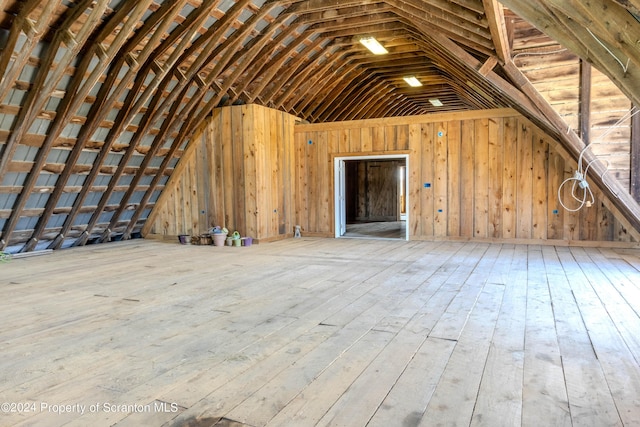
0,238,639,426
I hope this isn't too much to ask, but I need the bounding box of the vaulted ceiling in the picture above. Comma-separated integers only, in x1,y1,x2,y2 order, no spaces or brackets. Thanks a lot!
1,0,640,252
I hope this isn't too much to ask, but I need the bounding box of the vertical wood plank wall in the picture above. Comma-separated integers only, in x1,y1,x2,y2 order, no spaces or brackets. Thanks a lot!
146,105,638,245
144,104,297,242
294,109,639,243
142,131,203,237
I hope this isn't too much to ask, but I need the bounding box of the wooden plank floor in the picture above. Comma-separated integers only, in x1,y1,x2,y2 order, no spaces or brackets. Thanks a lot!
1,238,640,427
344,221,406,239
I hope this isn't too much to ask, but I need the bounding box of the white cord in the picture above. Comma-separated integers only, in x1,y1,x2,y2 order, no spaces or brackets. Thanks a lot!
558,145,599,212
554,25,636,213
586,28,629,73
558,169,594,212
512,48,568,61
592,106,639,143
557,105,638,212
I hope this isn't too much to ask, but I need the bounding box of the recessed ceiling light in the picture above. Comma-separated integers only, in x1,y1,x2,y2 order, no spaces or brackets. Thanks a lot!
429,98,444,107
403,76,422,87
359,37,388,55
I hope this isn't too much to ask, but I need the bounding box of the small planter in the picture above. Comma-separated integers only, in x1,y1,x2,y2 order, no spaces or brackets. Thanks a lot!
178,234,191,244
212,233,227,246
241,237,253,246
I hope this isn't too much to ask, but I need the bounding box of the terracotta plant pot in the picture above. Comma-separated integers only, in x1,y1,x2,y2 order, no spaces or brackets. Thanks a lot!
212,233,227,246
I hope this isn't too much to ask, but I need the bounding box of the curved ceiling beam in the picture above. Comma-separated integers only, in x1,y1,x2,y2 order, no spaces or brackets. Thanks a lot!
324,77,388,122
1,0,147,251
17,0,156,250
0,0,59,99
79,67,185,244
353,86,398,120
278,44,355,112
177,2,289,125
389,0,494,55
345,80,394,121
41,0,195,251
121,89,207,240
99,1,306,239
294,33,407,118
226,21,305,105
53,1,225,249
102,82,200,242
265,42,340,109
244,33,326,105
75,0,263,244
0,0,104,185
305,65,367,119
236,2,394,105
147,0,258,125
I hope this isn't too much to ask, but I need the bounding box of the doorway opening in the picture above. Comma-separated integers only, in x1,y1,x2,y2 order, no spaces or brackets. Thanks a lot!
334,154,409,240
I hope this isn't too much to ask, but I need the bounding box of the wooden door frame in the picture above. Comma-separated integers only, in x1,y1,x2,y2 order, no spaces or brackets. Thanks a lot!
334,154,409,240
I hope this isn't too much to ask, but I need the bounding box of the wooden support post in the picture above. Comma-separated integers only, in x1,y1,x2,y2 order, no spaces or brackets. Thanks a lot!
478,56,499,76
482,0,511,63
579,59,591,145
632,105,640,202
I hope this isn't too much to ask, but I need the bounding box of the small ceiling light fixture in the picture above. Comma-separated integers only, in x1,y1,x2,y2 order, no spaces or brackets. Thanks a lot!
359,36,388,55
429,98,444,107
403,76,422,87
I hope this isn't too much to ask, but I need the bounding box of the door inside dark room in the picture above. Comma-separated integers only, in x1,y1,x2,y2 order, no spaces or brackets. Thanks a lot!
336,156,408,240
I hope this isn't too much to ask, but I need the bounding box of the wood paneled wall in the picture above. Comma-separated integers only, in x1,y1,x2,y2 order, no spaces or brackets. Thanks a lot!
295,109,639,244
144,104,297,241
146,105,638,245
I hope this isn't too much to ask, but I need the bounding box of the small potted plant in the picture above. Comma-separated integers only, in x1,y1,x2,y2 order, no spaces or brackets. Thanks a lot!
210,226,228,246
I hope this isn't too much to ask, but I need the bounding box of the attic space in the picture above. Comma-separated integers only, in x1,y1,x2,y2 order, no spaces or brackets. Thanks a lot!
2,0,640,253
2,2,640,427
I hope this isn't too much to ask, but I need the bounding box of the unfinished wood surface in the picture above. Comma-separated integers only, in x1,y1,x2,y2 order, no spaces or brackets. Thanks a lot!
511,19,633,192
295,110,640,244
145,104,297,242
344,221,406,240
346,160,402,223
1,238,639,426
3,1,640,254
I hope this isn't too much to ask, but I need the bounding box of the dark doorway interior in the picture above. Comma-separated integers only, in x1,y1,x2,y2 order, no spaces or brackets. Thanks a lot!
344,159,406,239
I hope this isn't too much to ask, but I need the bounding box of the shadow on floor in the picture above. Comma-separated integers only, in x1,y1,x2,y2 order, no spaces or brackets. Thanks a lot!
343,220,406,240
